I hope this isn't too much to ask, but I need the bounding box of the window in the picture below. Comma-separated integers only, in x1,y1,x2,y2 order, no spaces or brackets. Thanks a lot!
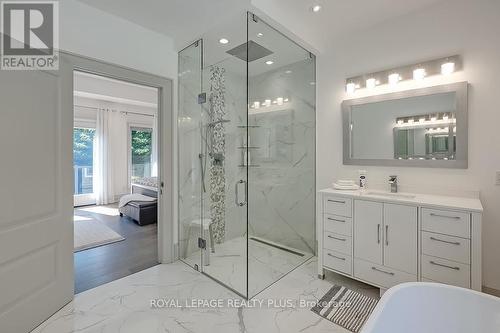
73,127,95,195
130,127,153,182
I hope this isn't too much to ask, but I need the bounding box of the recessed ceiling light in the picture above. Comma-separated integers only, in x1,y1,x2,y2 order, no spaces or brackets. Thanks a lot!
265,60,274,65
312,5,322,12
285,70,292,74
257,32,263,37
219,38,229,45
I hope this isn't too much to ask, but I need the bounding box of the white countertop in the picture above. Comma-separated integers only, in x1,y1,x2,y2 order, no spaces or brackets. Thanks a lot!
319,188,483,212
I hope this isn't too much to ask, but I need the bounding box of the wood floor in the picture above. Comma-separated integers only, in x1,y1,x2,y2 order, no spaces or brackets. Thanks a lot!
74,204,158,294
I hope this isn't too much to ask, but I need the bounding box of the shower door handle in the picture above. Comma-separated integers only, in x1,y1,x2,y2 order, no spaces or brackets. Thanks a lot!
235,180,247,207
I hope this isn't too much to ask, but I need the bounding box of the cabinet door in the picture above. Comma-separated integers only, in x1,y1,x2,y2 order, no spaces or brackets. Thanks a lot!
383,204,417,275
354,200,383,264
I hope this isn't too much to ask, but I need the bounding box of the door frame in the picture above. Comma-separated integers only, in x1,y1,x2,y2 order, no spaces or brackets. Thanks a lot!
63,51,175,264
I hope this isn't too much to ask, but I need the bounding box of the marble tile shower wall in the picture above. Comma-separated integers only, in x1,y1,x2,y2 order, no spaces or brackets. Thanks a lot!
248,59,316,255
179,61,247,257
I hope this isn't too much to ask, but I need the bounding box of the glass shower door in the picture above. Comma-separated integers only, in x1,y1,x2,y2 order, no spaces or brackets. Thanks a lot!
178,40,204,270
199,22,248,297
179,32,248,298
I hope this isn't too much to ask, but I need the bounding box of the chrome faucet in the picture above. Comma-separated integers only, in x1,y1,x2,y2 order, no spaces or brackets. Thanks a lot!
389,175,398,193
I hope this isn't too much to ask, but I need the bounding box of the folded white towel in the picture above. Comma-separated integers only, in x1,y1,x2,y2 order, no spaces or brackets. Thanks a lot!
332,183,360,190
337,179,356,185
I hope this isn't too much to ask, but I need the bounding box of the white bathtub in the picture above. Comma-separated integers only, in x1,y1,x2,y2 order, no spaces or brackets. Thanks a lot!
361,282,500,333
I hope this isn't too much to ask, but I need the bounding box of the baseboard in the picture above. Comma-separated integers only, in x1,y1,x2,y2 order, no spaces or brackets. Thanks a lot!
483,286,500,297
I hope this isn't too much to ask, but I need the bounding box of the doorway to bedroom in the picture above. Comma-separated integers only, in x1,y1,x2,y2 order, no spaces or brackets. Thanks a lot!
72,71,160,294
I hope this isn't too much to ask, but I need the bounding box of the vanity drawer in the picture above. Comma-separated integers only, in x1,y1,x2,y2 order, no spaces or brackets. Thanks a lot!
324,196,352,217
324,232,352,255
324,214,352,236
422,231,470,264
421,254,470,289
354,258,416,289
421,208,470,238
323,250,352,276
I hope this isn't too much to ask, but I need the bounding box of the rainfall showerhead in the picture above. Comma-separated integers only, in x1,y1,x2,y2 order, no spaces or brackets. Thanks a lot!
226,40,273,62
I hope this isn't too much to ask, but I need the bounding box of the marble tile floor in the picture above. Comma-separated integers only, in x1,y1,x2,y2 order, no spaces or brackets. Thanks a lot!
33,257,379,333
185,236,313,297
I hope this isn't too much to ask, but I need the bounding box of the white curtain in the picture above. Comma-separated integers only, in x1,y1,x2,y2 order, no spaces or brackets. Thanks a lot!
151,114,158,177
93,108,114,205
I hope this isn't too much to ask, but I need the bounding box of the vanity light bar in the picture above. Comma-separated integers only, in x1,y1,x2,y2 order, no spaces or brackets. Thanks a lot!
345,55,461,93
394,112,456,128
250,97,290,109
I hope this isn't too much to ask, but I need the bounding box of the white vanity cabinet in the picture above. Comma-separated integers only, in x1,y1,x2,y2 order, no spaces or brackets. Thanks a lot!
317,189,483,292
353,201,417,289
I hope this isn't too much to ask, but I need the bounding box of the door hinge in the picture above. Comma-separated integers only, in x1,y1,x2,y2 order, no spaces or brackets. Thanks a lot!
198,93,207,104
198,237,207,249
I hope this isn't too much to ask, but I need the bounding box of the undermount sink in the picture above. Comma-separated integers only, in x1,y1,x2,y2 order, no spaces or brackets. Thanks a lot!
364,191,417,199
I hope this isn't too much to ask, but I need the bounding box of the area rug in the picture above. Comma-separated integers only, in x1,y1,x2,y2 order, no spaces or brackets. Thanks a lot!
311,285,378,333
74,218,125,252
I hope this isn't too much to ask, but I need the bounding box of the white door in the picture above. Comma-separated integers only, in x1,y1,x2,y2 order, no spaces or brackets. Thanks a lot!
383,203,418,275
0,61,73,331
354,200,383,264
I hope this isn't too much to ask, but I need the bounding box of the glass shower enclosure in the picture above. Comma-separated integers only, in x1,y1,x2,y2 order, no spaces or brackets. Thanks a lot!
178,12,316,299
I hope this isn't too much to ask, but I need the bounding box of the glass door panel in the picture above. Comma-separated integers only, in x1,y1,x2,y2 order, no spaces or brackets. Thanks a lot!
178,40,204,270
130,127,153,183
199,13,248,298
73,126,96,206
247,13,316,298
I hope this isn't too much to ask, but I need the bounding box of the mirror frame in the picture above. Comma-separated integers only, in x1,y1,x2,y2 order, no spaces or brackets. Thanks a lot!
342,82,468,168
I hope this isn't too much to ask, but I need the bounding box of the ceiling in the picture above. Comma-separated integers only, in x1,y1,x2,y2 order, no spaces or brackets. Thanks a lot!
74,71,158,109
77,0,250,48
78,0,446,51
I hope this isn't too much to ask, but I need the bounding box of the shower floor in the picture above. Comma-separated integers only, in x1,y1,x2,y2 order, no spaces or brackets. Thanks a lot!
186,236,313,297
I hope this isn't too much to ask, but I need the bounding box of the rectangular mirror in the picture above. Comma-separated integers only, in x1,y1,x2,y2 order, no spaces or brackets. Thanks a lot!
342,82,468,168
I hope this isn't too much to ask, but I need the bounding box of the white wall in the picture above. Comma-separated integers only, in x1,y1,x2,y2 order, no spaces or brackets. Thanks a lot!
60,0,177,79
316,0,500,289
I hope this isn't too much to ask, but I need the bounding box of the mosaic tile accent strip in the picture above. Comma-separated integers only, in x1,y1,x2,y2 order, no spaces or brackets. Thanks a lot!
209,66,226,243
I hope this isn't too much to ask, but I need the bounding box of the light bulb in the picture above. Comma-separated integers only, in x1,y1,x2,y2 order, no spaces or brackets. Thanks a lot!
441,62,455,75
276,97,284,105
366,78,377,89
346,82,356,95
388,73,401,86
413,68,426,80
312,5,322,12
265,60,274,65
219,38,229,45
253,101,260,109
